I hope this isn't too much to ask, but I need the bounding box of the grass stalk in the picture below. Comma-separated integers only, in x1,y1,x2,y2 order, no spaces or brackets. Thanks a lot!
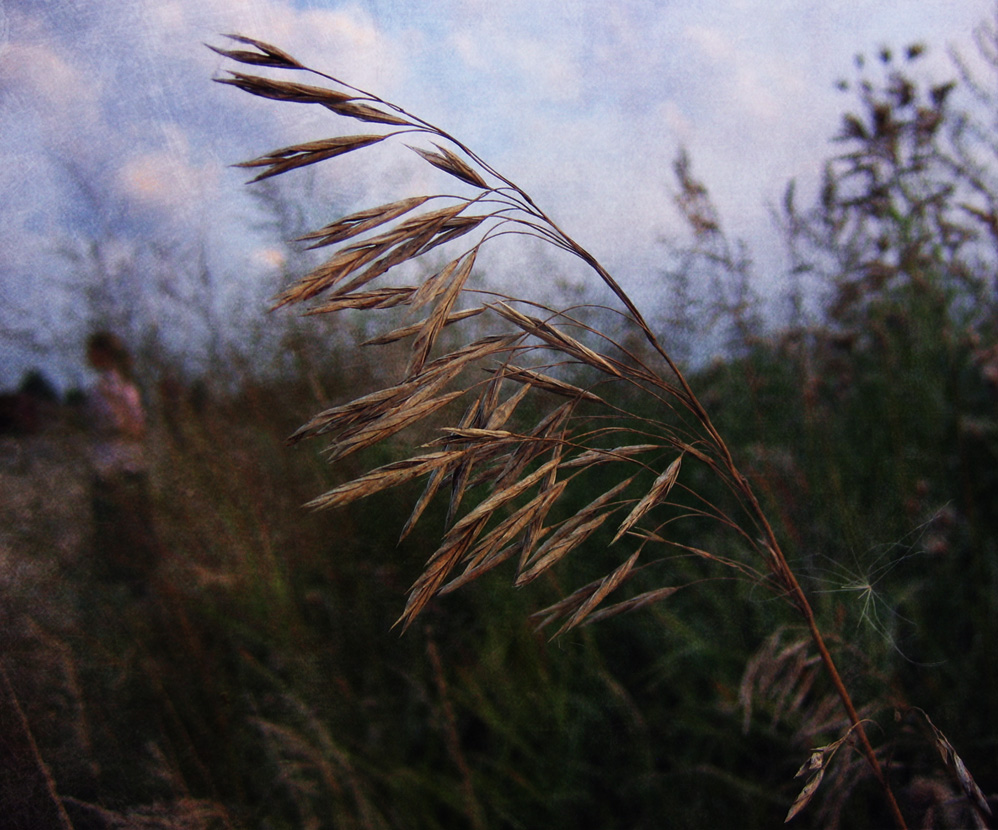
211,34,919,826
426,627,488,830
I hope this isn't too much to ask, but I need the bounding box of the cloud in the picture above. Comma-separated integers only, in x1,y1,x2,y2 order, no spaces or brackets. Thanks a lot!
450,27,584,103
0,41,102,129
686,24,733,62
116,133,220,222
252,246,287,270
684,22,809,123
1,0,995,389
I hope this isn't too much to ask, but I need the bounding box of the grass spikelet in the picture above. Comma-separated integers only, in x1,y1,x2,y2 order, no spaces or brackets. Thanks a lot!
300,196,432,249
235,135,388,182
305,451,466,511
441,481,569,594
409,143,490,189
785,731,853,823
611,454,683,544
551,550,642,635
578,585,684,626
912,708,992,821
407,249,478,377
215,72,355,106
362,307,486,345
210,34,304,69
493,366,604,404
302,287,416,313
515,478,633,586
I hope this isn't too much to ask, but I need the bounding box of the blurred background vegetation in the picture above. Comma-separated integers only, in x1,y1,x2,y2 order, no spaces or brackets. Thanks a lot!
1,20,997,830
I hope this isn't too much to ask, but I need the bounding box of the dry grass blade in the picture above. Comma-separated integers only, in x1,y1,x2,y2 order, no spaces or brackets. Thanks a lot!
515,478,633,586
611,455,683,544
785,732,852,823
363,307,485,345
441,481,568,594
211,34,304,69
300,196,431,249
492,302,623,377
304,287,416,313
550,550,641,636
305,451,465,511
494,366,604,404
407,250,478,377
236,135,387,182
913,708,992,820
410,143,489,189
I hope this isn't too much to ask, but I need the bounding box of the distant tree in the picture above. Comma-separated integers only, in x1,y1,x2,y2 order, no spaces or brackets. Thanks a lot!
779,40,994,341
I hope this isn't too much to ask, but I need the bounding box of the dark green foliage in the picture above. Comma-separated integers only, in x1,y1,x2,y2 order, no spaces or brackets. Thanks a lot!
8,264,995,826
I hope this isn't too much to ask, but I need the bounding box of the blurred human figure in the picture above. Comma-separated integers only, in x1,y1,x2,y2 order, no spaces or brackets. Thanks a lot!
85,332,162,594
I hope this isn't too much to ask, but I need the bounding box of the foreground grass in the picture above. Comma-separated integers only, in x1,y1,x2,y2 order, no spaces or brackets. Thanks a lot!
3,331,995,828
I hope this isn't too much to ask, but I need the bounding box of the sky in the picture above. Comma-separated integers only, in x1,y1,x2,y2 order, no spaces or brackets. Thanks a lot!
1,0,994,391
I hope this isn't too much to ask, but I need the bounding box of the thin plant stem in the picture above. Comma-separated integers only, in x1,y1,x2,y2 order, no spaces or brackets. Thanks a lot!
213,36,914,827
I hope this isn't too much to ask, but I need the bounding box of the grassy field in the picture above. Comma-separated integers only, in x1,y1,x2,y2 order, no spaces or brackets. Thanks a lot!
3,28,998,830
1,319,995,829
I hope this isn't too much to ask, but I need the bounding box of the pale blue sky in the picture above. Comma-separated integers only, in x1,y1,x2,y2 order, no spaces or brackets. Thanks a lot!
0,0,993,388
